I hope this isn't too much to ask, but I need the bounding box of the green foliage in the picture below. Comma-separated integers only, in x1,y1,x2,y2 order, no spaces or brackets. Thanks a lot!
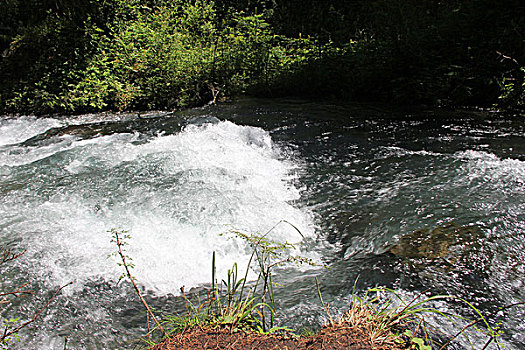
1,0,523,113
0,317,21,349
263,0,524,107
300,327,316,337
403,330,431,350
0,0,118,113
108,228,135,276
1,0,292,113
341,283,505,349
160,222,320,337
223,224,319,332
108,222,319,346
497,67,525,109
110,225,513,348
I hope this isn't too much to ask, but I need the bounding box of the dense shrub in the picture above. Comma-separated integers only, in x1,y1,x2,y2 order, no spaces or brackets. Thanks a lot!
0,0,302,113
0,0,523,114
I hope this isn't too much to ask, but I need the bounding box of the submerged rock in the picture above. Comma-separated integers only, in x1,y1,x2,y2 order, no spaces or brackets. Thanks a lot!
389,223,492,277
21,114,185,146
390,223,483,260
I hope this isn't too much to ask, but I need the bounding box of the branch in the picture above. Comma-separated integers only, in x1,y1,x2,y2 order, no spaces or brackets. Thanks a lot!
112,230,166,336
0,283,33,299
1,282,72,343
1,249,26,265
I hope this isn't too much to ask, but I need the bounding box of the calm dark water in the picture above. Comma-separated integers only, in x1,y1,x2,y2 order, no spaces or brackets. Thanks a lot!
1,98,523,349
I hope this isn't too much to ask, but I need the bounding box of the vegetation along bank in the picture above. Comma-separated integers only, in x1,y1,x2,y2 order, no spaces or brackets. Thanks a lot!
0,0,524,115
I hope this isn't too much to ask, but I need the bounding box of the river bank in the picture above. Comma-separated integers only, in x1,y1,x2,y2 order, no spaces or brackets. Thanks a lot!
149,323,406,350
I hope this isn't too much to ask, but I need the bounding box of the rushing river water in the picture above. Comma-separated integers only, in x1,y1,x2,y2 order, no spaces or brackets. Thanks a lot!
0,99,524,349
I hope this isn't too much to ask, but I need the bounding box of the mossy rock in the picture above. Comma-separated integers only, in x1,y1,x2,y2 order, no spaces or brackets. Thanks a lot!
390,223,483,261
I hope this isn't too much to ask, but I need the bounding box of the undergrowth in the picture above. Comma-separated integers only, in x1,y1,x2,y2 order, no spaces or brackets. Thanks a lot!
334,280,506,350
110,221,319,345
1,0,523,114
109,224,515,349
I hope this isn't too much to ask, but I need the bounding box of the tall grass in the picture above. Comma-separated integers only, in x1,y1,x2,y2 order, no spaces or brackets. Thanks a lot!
110,226,515,349
333,279,508,350
163,222,318,336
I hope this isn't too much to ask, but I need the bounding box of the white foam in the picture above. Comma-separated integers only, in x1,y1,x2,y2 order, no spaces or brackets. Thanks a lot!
455,150,525,187
0,115,63,146
1,120,317,295
378,146,442,158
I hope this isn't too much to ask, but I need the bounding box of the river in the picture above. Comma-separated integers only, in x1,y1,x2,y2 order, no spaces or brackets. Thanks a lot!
0,98,523,349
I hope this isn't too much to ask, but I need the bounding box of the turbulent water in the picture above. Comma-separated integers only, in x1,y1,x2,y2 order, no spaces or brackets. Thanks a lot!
0,99,524,349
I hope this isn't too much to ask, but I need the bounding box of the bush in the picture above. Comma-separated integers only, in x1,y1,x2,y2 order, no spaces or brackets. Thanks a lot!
1,0,523,114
